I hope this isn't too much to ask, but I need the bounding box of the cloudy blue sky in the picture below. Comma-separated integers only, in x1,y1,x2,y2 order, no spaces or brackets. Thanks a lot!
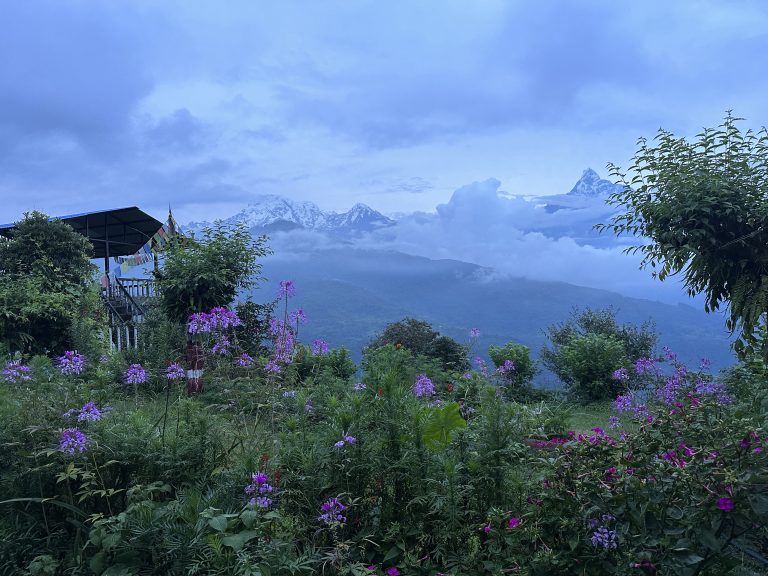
1,0,767,227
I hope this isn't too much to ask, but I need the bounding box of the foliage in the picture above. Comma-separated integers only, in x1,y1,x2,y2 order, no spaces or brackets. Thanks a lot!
154,222,271,323
488,341,537,397
597,112,768,356
0,211,94,292
0,212,96,355
234,299,276,357
542,307,656,401
367,317,469,372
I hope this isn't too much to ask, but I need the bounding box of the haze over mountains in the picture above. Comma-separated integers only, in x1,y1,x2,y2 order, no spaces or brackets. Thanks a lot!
184,169,734,375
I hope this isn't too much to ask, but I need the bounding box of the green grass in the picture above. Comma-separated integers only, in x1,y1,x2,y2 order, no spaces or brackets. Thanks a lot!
565,401,614,432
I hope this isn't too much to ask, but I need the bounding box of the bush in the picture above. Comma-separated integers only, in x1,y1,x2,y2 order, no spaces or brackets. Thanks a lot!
542,307,656,401
368,317,469,372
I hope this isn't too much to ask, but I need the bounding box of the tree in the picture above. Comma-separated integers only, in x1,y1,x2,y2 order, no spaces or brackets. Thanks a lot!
596,112,768,356
0,212,96,354
488,341,537,388
367,318,469,372
541,307,656,401
154,222,271,323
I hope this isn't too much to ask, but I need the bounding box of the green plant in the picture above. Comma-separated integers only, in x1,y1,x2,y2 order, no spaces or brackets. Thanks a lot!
541,307,656,401
154,222,271,323
597,112,768,357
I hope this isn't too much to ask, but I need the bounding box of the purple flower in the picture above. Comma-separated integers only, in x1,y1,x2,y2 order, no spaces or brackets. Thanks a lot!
165,362,186,380
289,308,307,325
318,497,347,525
124,364,147,385
469,328,480,338
237,353,254,367
265,360,282,374
590,527,617,549
312,339,330,356
187,312,212,334
386,568,400,576
250,496,272,508
694,379,732,403
717,497,734,512
614,394,633,413
634,357,656,375
334,440,345,448
473,356,488,375
496,359,516,375
304,399,313,413
353,382,367,391
282,390,296,398
211,335,231,356
277,280,296,299
608,416,621,429
344,435,356,444
75,401,103,422
413,374,435,397
507,517,521,529
59,428,87,455
57,351,85,376
2,360,32,383
700,357,712,371
662,346,678,361
612,368,629,381
482,525,491,534
208,307,242,330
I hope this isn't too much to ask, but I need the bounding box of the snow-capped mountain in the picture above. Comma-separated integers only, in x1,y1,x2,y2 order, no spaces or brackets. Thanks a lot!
185,195,395,235
567,168,625,197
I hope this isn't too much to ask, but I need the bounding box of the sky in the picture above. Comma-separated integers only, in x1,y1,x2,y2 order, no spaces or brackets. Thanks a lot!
2,0,768,226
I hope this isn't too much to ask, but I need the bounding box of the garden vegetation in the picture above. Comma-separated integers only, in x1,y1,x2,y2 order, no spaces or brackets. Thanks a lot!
1,113,767,575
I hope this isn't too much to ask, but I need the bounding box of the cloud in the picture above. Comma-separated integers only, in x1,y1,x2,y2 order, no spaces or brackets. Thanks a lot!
363,178,688,303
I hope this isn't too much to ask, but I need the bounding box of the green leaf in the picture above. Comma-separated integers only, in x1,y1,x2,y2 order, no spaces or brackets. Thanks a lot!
207,515,229,533
222,530,260,551
423,402,467,450
748,494,768,515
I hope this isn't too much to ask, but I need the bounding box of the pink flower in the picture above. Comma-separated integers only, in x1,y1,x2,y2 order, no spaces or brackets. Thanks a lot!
507,517,520,529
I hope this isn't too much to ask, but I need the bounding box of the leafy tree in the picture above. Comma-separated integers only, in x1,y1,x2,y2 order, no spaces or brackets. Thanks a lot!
541,307,656,401
0,212,96,354
367,318,469,372
596,112,768,356
154,222,271,323
0,210,94,292
488,341,537,388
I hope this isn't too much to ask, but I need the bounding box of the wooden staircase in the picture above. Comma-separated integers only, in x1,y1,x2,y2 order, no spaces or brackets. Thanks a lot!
101,277,156,350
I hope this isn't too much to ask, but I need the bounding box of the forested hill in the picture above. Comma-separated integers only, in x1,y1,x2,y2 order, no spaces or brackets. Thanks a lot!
250,248,733,382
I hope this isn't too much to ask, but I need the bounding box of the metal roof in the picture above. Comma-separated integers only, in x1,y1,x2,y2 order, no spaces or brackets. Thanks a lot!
0,207,164,259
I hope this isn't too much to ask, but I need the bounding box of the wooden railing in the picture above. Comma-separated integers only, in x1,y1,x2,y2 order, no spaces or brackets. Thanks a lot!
115,277,156,299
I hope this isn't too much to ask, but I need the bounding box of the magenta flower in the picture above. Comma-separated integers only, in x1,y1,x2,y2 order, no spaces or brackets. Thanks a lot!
508,517,521,529
386,569,400,576
481,525,491,534
717,497,734,512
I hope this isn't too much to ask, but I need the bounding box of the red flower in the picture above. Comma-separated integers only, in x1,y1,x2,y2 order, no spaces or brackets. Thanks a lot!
447,383,454,393
377,388,383,396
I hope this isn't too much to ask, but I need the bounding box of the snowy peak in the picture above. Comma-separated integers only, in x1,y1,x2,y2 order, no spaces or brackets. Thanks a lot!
186,196,394,235
567,168,624,197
